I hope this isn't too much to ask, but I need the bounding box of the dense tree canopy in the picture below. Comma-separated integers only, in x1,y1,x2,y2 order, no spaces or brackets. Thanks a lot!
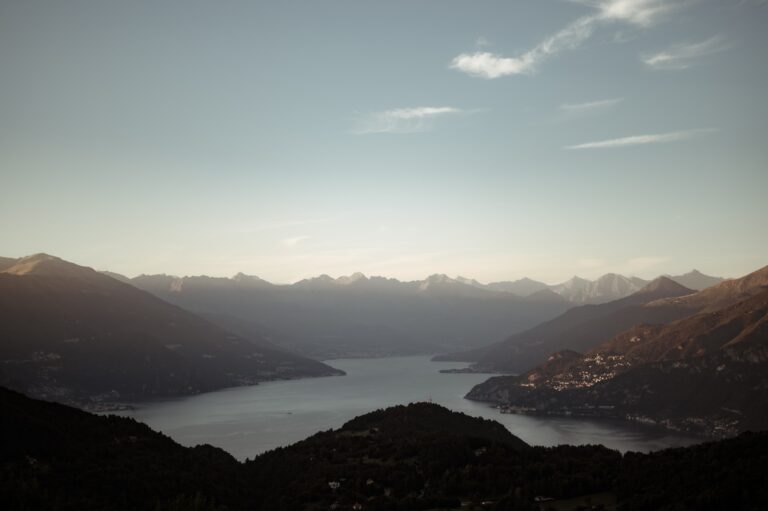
2,388,767,510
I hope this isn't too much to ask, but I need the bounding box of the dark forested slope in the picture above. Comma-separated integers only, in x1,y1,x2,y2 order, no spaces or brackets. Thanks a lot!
0,254,341,407
3,387,768,510
467,288,768,437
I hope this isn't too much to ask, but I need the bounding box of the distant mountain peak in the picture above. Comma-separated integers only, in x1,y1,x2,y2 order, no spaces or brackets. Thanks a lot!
636,276,693,296
303,274,334,284
666,269,725,291
419,274,456,289
231,272,272,286
293,273,367,288
3,253,98,279
416,274,502,298
456,276,484,288
21,252,55,261
549,273,647,304
336,272,368,285
11,252,60,267
485,277,549,297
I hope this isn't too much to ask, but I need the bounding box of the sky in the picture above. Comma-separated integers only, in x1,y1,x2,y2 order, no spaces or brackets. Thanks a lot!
1,0,766,284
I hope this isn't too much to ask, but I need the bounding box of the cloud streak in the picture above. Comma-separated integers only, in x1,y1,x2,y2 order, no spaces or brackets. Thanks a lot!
561,98,624,112
451,15,596,78
354,106,465,134
565,128,715,149
642,36,730,70
595,0,679,26
451,0,683,78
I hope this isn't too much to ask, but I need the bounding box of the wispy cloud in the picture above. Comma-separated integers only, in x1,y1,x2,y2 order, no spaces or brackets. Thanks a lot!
565,128,715,149
451,0,683,79
451,15,596,78
593,0,679,26
642,36,730,70
354,106,466,134
561,98,624,112
282,235,309,248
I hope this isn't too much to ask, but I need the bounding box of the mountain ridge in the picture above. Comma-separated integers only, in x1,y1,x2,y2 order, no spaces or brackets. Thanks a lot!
436,276,696,372
122,267,572,359
0,254,343,407
464,269,768,438
94,264,724,303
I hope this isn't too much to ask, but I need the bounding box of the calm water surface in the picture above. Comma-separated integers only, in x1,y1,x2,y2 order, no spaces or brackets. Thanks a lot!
119,356,700,460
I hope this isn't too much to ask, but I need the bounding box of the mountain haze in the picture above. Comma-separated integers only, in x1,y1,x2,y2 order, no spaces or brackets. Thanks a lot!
482,270,721,304
549,273,648,305
115,266,723,360
127,271,572,359
666,269,725,292
438,277,695,372
648,265,768,313
0,254,341,407
485,277,550,296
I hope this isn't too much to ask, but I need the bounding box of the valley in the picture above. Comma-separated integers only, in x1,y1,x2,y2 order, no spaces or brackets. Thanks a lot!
2,252,764,444
3,0,766,507
115,356,699,460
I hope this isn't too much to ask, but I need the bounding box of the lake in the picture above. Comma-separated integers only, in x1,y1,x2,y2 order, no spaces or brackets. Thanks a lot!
119,356,700,460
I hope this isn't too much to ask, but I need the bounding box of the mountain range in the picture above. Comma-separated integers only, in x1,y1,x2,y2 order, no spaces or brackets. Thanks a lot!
0,251,753,441
2,250,767,508
0,254,342,407
124,268,722,304
108,267,722,360
471,269,722,304
436,276,698,372
465,265,768,437
122,271,573,359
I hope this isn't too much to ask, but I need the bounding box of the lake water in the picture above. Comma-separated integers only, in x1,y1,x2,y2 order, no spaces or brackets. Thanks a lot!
119,356,700,460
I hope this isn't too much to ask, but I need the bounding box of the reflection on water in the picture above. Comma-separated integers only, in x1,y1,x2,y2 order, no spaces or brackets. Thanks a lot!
118,356,700,460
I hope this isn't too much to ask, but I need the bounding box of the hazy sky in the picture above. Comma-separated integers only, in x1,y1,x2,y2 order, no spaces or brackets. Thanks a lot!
1,0,766,283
